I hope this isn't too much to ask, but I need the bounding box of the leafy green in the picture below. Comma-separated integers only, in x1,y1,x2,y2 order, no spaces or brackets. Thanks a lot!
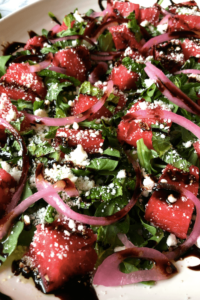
46,78,73,101
38,69,81,87
10,115,25,131
152,133,172,156
63,13,75,28
98,31,114,52
45,205,56,223
127,12,142,42
122,57,146,88
11,99,33,112
0,221,24,264
161,148,191,172
21,181,33,202
88,158,118,171
137,139,158,173
0,55,11,77
103,148,120,158
79,81,103,98
45,126,59,139
28,141,55,157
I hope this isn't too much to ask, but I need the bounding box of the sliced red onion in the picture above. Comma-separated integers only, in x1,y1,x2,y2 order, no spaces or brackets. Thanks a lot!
141,30,200,55
91,51,122,56
124,109,200,140
174,69,200,75
158,15,171,25
157,183,200,260
0,189,53,240
35,161,141,226
90,3,113,18
89,62,108,84
154,4,174,17
90,20,119,42
93,244,177,286
50,24,61,35
50,35,96,47
0,118,29,213
145,62,200,114
118,233,134,248
48,66,68,75
24,81,113,126
28,53,52,73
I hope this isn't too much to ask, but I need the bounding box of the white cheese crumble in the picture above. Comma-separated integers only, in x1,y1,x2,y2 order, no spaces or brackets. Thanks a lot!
157,23,168,34
44,164,77,183
183,141,193,148
34,109,48,118
75,176,95,191
196,236,200,248
167,194,177,204
117,170,126,179
65,145,90,166
166,234,177,247
74,10,84,22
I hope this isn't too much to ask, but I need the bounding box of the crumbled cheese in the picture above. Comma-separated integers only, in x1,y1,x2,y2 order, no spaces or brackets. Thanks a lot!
143,176,155,191
74,10,84,22
183,141,193,148
196,236,200,248
144,79,154,88
117,170,126,179
75,176,95,191
65,145,90,166
140,20,149,27
157,23,168,34
167,194,177,204
114,246,126,252
166,234,177,247
72,122,79,130
34,109,48,118
44,164,77,183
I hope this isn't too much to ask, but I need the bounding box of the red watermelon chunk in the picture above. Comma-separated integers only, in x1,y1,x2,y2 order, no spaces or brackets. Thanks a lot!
139,7,160,26
155,40,185,73
52,46,91,83
24,36,47,52
181,38,200,61
167,16,190,32
1,63,46,100
56,129,104,153
112,1,140,19
0,169,16,218
109,64,139,91
109,24,143,51
145,164,199,239
72,83,127,120
117,100,172,149
22,219,97,293
168,1,199,14
193,141,200,159
171,15,200,31
57,20,76,33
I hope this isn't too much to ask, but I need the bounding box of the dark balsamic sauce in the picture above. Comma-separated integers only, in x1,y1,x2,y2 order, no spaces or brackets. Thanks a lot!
28,30,38,38
12,260,98,300
0,292,12,300
0,243,9,265
178,246,200,271
2,42,26,55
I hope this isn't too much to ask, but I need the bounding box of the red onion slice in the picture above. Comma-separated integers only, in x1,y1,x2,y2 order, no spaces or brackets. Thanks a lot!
50,24,61,35
28,54,52,73
174,69,200,75
90,3,113,18
0,189,53,240
90,20,119,42
91,54,115,61
35,161,141,226
50,35,96,47
93,244,177,286
145,62,200,115
158,15,170,25
142,30,200,55
118,233,135,248
24,80,113,126
156,183,200,260
0,118,29,213
124,109,200,140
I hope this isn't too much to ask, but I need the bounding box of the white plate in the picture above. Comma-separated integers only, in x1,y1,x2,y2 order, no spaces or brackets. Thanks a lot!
0,0,200,299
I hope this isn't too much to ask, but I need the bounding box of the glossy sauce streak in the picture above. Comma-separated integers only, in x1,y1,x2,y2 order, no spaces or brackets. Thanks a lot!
12,260,98,300
2,42,26,55
179,246,200,271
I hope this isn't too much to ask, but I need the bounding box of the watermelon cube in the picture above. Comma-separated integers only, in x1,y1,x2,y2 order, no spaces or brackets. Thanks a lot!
109,64,139,91
145,165,199,239
0,169,16,218
112,1,140,19
139,7,160,26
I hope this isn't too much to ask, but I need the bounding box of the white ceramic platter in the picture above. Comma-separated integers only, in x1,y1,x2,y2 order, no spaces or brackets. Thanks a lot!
0,0,200,299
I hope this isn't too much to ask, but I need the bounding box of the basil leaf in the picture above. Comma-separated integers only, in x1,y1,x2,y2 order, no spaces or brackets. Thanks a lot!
21,181,32,202
79,81,103,98
45,126,59,139
152,133,172,157
33,100,44,112
98,31,114,52
38,69,81,86
46,79,73,101
127,12,142,42
45,206,56,223
103,148,120,158
11,99,33,112
28,141,55,157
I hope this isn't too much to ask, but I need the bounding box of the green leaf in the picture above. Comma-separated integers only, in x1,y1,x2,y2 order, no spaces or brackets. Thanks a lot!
46,79,73,101
45,126,59,139
40,44,59,54
10,115,25,131
0,221,24,264
45,205,56,223
137,139,158,174
11,99,33,112
38,69,81,86
127,12,142,42
161,148,191,172
103,148,120,158
33,100,44,112
0,55,11,77
152,133,172,156
63,13,75,28
98,31,114,52
88,158,118,171
42,29,48,37
21,181,32,202
28,141,55,157
79,81,103,98
55,107,66,118
85,9,94,16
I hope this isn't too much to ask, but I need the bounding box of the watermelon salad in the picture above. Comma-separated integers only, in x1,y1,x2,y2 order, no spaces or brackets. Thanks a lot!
1,0,200,295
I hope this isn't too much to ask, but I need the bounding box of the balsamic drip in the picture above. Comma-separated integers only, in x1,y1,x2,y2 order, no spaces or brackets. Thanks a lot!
28,30,38,38
12,54,45,64
178,246,200,271
12,260,99,300
2,42,26,55
0,292,13,300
